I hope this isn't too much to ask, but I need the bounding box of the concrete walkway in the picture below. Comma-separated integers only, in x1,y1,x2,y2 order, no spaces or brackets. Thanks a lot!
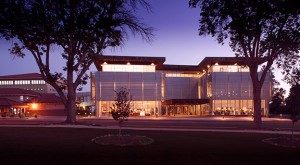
78,115,291,121
1,123,299,135
1,115,297,135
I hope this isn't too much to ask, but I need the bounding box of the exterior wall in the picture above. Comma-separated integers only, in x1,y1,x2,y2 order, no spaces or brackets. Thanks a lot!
0,78,63,94
28,103,66,116
164,77,198,99
0,84,48,93
93,71,162,117
208,71,271,116
0,79,48,93
91,58,273,117
199,75,208,98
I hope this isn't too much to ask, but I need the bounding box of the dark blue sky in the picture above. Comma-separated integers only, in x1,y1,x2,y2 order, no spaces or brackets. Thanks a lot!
0,0,289,93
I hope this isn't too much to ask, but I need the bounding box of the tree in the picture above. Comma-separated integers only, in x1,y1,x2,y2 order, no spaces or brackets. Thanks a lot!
270,68,282,95
0,0,153,124
189,0,300,128
269,68,286,114
269,88,285,114
285,84,300,139
284,66,300,86
110,87,132,136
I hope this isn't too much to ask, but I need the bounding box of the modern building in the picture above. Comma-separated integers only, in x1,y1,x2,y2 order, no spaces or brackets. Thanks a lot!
0,88,65,116
0,73,66,116
0,73,95,117
92,55,272,117
76,92,95,116
0,73,62,93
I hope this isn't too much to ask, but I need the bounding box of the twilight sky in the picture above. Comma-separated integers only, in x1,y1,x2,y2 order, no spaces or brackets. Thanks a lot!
0,0,289,93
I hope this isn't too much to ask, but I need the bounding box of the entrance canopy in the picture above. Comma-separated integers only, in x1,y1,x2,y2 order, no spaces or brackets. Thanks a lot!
162,98,210,106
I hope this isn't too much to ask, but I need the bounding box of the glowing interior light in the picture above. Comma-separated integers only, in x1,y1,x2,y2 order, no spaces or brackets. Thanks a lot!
215,63,219,65
127,62,130,65
32,103,38,109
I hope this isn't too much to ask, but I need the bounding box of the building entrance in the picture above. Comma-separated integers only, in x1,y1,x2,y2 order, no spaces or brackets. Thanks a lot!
162,99,210,117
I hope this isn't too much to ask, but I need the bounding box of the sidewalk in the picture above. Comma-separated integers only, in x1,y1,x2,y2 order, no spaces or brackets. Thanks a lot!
2,115,296,135
1,123,299,135
78,115,291,122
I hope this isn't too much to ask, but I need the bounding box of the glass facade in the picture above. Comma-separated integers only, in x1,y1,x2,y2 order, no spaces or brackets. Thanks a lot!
92,57,272,117
93,70,162,117
208,65,271,116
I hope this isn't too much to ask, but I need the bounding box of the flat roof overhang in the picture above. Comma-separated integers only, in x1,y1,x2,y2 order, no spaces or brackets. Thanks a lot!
197,57,248,71
93,55,166,71
156,64,199,71
162,98,210,106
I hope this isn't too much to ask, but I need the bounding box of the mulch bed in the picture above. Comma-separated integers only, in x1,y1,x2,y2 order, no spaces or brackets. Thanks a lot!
91,134,154,146
263,136,300,148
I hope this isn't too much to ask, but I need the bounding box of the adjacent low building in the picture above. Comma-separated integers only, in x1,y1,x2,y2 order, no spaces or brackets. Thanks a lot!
92,55,272,117
0,88,65,116
0,73,61,93
0,73,66,116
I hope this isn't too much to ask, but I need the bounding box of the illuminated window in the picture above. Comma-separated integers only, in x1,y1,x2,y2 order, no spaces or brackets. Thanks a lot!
0,80,13,85
211,65,249,72
165,73,200,78
102,64,155,72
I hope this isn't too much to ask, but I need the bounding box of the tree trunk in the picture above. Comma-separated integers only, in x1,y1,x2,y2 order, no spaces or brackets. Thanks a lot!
253,85,262,129
65,68,77,124
65,92,77,124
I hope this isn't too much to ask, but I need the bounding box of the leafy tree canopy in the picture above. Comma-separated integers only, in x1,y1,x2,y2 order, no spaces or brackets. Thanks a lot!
190,0,300,67
284,67,300,86
269,88,285,114
286,84,300,122
0,0,153,123
190,0,300,128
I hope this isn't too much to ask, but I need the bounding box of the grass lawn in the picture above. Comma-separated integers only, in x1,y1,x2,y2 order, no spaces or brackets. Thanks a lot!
0,127,299,165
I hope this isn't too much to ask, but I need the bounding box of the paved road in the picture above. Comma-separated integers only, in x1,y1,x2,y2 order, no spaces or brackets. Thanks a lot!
1,116,299,132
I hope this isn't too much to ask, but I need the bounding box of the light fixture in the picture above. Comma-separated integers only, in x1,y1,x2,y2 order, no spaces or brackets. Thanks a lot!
32,103,38,109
